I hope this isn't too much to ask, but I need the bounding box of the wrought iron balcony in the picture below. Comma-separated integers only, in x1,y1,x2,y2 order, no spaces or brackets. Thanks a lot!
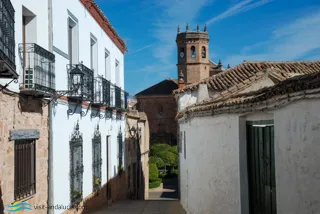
114,85,128,110
0,0,17,79
67,64,94,101
19,43,55,96
92,75,111,106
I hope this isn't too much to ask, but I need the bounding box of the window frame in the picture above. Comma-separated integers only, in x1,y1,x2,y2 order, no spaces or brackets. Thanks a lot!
14,139,36,201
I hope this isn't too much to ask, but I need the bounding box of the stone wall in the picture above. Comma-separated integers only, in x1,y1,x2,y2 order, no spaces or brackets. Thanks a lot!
125,111,150,200
0,91,49,214
136,96,177,145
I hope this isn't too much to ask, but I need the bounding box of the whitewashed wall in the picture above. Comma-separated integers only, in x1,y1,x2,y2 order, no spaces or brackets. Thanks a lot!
0,0,50,92
52,0,124,91
50,0,126,212
179,98,320,214
51,100,125,214
179,114,241,214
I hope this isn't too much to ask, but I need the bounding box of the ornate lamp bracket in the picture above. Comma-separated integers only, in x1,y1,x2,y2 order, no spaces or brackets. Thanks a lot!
80,103,92,117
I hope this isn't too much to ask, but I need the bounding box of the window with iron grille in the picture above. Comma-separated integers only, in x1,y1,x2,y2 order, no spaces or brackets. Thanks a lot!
117,132,123,167
92,124,102,192
14,139,36,200
0,0,15,70
70,122,84,205
115,86,121,108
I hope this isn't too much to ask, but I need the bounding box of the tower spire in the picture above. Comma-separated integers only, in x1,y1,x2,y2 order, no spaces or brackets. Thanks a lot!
204,24,207,32
197,24,200,32
186,23,189,32
177,25,180,34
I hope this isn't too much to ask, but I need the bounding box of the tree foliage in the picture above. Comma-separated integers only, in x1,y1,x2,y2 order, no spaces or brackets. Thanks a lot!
150,143,178,169
149,156,165,168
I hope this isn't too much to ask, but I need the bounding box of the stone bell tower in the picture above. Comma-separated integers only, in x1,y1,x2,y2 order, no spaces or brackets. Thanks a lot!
176,24,210,84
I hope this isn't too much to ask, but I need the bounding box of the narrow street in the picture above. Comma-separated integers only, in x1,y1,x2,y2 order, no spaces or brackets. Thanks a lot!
89,177,185,214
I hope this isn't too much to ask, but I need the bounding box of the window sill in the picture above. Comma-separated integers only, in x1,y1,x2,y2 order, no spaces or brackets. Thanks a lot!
11,194,35,205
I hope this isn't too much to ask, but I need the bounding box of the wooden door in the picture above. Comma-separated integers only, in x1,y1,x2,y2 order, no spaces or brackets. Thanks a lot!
247,121,277,214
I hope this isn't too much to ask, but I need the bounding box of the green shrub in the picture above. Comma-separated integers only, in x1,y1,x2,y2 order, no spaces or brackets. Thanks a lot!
149,177,162,182
149,180,161,189
158,173,166,179
149,163,158,180
149,156,165,168
172,169,178,175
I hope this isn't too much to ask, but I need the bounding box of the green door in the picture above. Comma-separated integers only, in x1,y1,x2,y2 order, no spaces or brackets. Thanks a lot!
247,121,277,214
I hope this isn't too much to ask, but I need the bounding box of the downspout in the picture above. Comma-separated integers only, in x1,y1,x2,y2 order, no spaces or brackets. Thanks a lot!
48,0,54,213
48,102,54,214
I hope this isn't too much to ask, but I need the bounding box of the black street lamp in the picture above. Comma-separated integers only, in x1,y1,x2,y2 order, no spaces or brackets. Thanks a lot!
69,64,84,96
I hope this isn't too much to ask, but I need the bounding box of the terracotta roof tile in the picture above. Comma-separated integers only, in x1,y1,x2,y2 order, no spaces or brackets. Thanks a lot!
80,0,126,53
173,61,320,95
176,71,320,120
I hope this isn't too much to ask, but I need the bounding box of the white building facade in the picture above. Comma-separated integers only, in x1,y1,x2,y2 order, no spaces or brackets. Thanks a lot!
49,0,127,212
175,63,320,214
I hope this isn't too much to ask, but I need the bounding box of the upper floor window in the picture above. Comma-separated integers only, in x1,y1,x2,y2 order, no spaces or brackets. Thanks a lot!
191,46,196,58
202,46,206,58
105,49,110,81
90,34,98,76
115,60,120,86
0,1,15,70
68,16,79,65
159,105,163,115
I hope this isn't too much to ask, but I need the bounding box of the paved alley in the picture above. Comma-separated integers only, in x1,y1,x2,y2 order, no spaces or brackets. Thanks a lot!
88,200,185,214
89,177,185,214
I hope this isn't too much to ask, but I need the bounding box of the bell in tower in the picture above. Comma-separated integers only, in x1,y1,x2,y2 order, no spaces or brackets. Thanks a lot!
176,24,210,84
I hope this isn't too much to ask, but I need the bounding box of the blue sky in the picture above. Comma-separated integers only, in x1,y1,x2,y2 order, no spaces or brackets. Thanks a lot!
96,0,320,95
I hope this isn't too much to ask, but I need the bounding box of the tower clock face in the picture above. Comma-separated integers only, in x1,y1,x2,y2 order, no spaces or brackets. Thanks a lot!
180,52,185,58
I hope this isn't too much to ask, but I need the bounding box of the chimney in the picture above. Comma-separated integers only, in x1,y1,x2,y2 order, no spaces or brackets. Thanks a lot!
178,70,185,88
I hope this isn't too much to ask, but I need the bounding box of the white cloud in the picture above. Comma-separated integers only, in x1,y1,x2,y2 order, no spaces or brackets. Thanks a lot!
223,10,320,66
127,44,153,55
152,0,212,65
206,0,273,25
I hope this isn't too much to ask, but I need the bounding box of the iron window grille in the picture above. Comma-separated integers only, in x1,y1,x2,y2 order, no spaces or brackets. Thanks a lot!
69,121,84,205
0,0,15,70
92,124,102,192
115,86,121,109
93,76,111,106
14,139,36,200
117,132,123,167
18,43,55,94
67,64,94,101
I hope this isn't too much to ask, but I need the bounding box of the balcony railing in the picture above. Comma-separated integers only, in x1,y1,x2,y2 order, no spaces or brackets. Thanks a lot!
0,0,15,72
92,75,111,106
67,64,94,101
19,43,55,95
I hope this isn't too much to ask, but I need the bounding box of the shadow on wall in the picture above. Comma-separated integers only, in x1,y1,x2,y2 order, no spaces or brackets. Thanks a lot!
64,173,127,214
0,185,4,214
18,95,43,114
125,135,147,201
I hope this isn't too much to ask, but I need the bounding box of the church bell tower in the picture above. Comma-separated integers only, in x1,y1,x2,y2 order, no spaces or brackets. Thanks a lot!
176,24,210,84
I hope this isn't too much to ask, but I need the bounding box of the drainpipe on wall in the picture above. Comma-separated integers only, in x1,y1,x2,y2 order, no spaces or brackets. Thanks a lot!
47,102,54,214
47,0,54,213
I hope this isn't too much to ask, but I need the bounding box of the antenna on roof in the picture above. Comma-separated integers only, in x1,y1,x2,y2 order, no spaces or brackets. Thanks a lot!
197,24,200,32
204,24,207,32
186,23,189,32
177,25,180,34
